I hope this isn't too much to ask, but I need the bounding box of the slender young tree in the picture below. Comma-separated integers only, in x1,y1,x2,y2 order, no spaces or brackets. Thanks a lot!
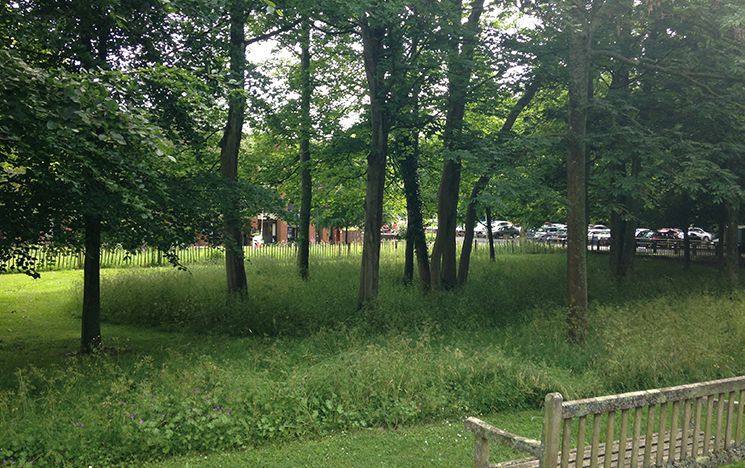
457,80,539,284
297,18,313,279
220,0,249,295
485,207,495,261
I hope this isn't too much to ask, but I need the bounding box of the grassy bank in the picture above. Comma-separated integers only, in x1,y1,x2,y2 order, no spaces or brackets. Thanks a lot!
1,254,744,465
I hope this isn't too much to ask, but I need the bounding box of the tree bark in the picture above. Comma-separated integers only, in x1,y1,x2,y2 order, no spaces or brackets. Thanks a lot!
297,19,312,280
400,139,431,289
358,21,388,307
403,226,414,285
566,3,592,343
486,208,495,260
81,215,102,353
431,0,485,290
725,200,739,287
220,0,248,296
457,81,538,283
457,176,488,285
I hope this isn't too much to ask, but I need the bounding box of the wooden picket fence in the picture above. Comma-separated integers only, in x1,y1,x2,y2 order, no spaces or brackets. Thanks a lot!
3,239,562,273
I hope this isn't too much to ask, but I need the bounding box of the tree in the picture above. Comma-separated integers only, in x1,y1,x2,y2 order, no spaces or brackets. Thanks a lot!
357,11,391,306
220,0,250,296
565,0,595,343
430,0,485,290
297,17,313,279
0,52,189,352
457,80,539,284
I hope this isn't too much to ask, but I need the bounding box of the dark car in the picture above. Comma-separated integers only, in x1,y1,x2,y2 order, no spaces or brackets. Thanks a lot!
651,228,681,240
493,225,520,238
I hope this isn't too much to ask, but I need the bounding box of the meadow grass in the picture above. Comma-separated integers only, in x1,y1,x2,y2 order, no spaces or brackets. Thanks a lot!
1,253,744,466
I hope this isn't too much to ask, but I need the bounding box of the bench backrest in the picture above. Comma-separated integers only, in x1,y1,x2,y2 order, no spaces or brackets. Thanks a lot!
542,375,745,467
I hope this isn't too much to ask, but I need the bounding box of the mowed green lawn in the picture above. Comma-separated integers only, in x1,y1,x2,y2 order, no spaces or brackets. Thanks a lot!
1,254,745,466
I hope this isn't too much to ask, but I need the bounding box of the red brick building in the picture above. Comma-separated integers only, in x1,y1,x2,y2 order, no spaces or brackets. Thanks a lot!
249,215,361,244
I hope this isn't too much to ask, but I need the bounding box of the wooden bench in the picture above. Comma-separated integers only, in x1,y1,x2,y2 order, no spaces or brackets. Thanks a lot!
465,375,745,467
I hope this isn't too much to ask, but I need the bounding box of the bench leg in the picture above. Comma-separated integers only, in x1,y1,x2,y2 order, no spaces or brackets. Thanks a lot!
475,435,490,468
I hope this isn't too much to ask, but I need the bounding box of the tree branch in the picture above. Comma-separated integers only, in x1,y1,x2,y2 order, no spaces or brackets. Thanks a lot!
245,20,301,46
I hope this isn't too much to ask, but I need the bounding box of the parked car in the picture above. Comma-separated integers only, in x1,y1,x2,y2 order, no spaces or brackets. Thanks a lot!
548,228,568,242
494,225,520,238
652,228,681,240
677,227,713,241
474,220,515,238
535,226,564,242
586,223,610,246
587,227,611,240
635,228,652,238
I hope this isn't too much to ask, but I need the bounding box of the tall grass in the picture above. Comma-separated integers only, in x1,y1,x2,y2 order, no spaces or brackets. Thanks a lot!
2,254,745,466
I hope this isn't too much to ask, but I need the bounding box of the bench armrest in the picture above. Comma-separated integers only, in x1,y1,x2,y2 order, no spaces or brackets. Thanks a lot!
465,417,543,458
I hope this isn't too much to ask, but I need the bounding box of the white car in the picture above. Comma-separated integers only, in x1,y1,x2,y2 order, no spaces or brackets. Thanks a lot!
474,220,513,238
678,227,713,241
587,227,611,248
587,227,611,241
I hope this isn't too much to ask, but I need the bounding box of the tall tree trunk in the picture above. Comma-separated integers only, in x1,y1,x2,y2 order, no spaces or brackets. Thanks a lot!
403,226,414,285
609,167,638,278
607,0,637,278
621,156,640,273
220,0,248,295
358,22,388,307
725,200,739,287
81,215,102,353
486,208,495,261
78,16,110,354
457,176,488,285
431,0,485,290
457,81,538,283
297,19,312,280
566,4,592,343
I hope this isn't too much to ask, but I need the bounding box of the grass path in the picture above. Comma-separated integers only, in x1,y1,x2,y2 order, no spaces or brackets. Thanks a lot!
148,411,543,467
